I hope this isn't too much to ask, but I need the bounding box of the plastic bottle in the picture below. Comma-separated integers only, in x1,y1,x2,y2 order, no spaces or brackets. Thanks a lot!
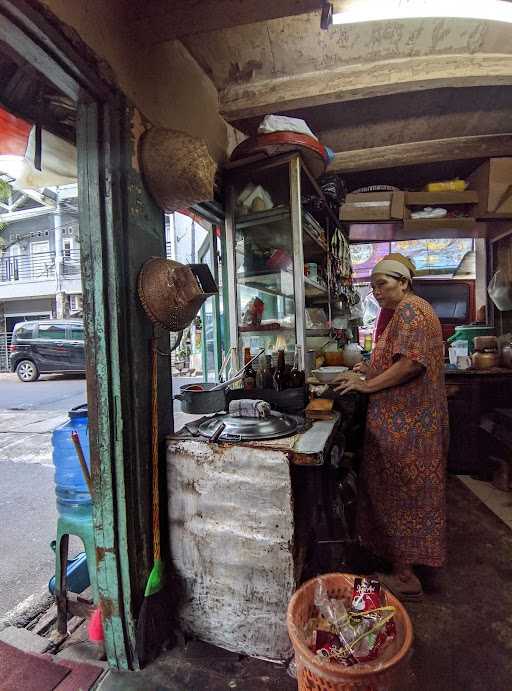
52,404,92,518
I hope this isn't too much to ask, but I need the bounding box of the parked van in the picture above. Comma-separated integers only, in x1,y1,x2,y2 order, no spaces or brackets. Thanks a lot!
9,319,85,382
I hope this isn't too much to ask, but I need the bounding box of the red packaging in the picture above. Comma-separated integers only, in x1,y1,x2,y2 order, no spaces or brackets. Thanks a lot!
351,577,381,612
312,630,357,666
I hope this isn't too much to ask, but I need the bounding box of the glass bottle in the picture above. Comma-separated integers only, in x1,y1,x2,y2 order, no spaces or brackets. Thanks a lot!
255,358,265,389
243,347,256,390
273,349,287,392
290,346,305,388
263,354,274,389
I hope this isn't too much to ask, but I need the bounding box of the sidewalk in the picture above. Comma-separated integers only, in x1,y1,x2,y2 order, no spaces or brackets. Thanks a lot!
0,410,66,465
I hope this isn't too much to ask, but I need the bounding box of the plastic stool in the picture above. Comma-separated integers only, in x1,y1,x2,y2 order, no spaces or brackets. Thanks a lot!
54,511,97,634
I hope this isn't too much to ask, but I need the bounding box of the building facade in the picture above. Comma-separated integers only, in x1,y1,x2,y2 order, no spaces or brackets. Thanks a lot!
0,186,81,370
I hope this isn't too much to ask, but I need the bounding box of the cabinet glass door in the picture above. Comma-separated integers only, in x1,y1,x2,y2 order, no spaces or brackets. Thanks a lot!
235,207,297,355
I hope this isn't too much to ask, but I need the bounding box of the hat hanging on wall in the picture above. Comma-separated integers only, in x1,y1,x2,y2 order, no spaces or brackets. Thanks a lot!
139,127,217,212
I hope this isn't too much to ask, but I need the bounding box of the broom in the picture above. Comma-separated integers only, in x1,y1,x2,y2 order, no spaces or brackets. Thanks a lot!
135,334,167,664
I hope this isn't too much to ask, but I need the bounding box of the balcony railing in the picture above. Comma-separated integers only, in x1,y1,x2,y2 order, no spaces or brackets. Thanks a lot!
0,249,82,284
62,248,82,277
1,251,56,283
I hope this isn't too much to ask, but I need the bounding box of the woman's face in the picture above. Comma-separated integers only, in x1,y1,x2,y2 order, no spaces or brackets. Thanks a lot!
371,274,408,309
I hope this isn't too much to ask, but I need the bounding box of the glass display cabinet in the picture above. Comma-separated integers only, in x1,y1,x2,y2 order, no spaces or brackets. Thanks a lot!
225,153,340,372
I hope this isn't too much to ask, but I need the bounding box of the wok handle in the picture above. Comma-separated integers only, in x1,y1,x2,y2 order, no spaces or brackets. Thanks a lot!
173,394,183,401
209,422,226,443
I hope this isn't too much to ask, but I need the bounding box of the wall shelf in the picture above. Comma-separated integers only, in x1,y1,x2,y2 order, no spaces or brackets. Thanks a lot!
405,191,479,206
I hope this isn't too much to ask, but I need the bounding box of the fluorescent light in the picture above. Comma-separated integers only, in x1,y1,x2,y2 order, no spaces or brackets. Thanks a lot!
332,0,512,25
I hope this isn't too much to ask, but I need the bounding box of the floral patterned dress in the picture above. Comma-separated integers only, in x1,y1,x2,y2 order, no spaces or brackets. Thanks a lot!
356,294,448,567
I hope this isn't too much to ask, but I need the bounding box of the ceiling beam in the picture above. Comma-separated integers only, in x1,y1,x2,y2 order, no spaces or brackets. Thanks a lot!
126,1,322,43
328,134,512,173
220,53,512,121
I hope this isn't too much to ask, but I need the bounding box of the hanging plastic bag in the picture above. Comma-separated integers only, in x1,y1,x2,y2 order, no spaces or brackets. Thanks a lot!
488,270,512,311
363,292,380,326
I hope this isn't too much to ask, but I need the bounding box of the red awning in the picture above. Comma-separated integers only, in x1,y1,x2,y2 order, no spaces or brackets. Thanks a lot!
0,106,31,157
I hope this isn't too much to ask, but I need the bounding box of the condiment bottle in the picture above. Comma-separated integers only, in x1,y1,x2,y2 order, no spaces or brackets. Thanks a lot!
290,346,305,388
255,358,265,389
242,347,256,390
263,354,274,389
273,349,287,392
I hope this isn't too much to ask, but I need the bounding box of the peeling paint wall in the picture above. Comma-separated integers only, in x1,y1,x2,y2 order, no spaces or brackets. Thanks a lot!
166,439,296,661
39,0,232,161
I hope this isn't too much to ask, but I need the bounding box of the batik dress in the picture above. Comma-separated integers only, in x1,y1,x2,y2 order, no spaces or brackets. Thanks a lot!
356,294,448,567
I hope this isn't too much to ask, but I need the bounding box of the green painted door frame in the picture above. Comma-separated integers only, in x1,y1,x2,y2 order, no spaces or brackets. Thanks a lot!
0,1,171,669
199,229,222,380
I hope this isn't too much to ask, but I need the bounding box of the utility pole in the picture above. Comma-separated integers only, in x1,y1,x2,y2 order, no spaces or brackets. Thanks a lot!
54,195,65,318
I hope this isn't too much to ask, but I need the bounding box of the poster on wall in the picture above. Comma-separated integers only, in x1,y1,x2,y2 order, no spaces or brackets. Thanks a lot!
351,239,474,281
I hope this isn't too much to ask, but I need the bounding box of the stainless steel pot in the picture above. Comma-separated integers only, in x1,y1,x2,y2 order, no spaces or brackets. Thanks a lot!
174,383,226,414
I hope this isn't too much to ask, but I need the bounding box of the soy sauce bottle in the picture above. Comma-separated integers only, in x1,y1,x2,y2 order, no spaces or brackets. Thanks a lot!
263,354,274,389
243,347,256,390
290,346,305,388
273,349,287,392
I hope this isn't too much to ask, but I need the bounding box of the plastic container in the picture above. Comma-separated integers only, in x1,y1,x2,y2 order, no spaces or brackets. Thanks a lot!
52,404,91,518
48,550,90,595
287,573,413,691
424,179,467,192
447,325,495,354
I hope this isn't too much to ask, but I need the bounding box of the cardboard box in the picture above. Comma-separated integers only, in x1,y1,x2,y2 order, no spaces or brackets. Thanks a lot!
468,158,512,217
340,191,404,221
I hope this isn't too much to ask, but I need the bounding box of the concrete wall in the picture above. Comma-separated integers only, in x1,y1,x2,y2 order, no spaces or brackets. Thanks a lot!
40,0,232,162
3,297,54,314
2,211,78,251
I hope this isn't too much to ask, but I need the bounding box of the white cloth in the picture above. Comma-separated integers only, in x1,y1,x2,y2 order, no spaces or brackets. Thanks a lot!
372,259,412,281
229,399,271,418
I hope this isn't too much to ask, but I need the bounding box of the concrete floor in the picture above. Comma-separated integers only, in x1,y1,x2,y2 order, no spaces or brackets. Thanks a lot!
97,477,512,691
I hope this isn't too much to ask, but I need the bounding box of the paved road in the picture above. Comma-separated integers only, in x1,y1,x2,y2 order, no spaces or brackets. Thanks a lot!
0,373,87,412
0,372,202,615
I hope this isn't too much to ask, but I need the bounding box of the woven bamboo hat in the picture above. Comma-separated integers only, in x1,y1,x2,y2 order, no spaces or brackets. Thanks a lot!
139,127,217,212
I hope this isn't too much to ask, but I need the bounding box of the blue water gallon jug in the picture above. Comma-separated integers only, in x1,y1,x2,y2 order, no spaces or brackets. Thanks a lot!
52,404,91,518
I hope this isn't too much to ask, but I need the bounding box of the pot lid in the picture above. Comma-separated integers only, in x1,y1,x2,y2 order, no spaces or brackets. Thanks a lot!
198,411,298,442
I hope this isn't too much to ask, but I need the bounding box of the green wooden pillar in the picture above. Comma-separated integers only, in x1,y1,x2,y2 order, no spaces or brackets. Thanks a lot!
78,95,171,669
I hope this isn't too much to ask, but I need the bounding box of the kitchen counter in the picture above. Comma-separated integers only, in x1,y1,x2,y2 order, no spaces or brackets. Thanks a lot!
165,414,342,661
444,368,512,474
445,366,512,376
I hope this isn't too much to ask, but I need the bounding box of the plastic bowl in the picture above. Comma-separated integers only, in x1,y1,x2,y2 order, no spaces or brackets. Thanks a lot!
312,366,348,383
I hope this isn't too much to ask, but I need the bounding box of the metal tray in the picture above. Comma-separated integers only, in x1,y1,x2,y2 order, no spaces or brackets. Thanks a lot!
197,411,298,442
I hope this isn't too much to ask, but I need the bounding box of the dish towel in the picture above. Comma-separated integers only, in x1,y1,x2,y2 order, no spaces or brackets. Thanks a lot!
229,399,271,418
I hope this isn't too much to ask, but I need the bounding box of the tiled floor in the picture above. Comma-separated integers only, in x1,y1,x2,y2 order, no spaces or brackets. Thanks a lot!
458,475,512,529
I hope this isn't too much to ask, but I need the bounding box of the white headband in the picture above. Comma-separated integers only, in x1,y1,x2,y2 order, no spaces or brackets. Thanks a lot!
372,259,412,281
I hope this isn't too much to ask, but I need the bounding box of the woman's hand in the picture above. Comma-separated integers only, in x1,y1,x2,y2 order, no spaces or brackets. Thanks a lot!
352,361,370,376
333,372,371,396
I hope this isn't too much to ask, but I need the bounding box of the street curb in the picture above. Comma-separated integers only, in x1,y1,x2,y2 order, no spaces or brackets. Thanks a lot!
0,587,53,632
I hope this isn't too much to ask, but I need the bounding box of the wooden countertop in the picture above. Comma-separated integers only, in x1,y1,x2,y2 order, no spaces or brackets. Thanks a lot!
168,413,341,466
445,367,512,376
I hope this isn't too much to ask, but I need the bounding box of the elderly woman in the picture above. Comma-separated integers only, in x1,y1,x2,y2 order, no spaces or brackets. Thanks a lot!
336,254,448,600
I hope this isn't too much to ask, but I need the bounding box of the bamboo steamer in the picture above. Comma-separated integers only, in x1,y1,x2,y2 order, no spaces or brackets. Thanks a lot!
139,127,216,212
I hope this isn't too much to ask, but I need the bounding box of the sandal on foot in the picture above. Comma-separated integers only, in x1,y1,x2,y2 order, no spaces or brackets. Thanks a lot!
375,572,424,602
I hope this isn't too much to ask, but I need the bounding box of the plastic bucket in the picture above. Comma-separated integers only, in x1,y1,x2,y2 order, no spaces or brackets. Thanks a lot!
287,573,413,691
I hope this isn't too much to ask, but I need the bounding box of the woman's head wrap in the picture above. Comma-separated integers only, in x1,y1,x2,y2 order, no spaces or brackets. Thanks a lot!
371,253,416,281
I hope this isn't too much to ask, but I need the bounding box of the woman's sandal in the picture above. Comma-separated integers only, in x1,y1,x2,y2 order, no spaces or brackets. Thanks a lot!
375,572,424,602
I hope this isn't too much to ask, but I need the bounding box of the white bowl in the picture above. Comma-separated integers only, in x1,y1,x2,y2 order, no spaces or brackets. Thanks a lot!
311,366,348,383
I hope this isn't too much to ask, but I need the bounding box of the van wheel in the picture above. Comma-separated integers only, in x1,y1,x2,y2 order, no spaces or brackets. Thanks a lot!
16,360,39,382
